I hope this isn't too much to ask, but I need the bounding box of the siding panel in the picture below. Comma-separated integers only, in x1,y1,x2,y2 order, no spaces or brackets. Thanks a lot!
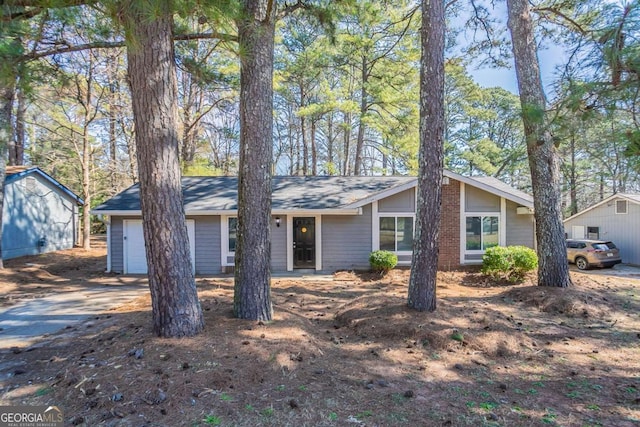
322,205,372,271
271,215,287,271
564,199,640,265
505,200,535,247
378,189,415,213
466,185,500,212
111,218,124,273
192,216,221,275
3,174,78,259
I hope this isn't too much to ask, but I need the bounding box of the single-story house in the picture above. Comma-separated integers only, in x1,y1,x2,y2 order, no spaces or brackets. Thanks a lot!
564,193,640,265
92,171,535,274
3,166,84,259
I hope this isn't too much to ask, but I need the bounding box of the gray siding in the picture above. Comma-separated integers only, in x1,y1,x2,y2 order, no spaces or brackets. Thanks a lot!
466,185,500,212
192,216,220,275
110,216,139,273
378,189,415,213
322,205,372,271
111,217,124,273
505,200,535,247
564,199,640,265
110,216,218,274
271,215,287,271
3,174,78,259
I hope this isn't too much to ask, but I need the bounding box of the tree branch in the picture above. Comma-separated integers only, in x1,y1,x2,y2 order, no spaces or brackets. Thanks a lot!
23,31,236,61
532,6,587,35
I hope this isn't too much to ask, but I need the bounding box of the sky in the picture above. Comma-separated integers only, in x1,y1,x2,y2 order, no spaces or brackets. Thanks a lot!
470,44,567,97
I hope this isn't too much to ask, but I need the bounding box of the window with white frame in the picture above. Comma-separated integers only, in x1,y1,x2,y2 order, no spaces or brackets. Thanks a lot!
616,200,628,214
228,217,237,252
379,216,414,252
587,226,599,239
465,216,499,251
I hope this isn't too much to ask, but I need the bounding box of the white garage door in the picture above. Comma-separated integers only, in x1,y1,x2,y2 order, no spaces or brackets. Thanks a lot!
124,220,196,274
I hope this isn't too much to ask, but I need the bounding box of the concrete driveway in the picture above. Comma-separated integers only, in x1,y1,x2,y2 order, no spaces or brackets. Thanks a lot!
0,283,148,349
571,263,640,278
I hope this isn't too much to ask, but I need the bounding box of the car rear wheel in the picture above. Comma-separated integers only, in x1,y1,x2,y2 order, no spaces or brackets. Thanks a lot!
575,257,589,270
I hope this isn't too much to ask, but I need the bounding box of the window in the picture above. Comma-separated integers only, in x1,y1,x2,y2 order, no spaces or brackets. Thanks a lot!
466,216,499,251
379,216,413,252
567,241,586,249
228,217,237,252
25,176,36,191
616,200,628,214
587,226,599,240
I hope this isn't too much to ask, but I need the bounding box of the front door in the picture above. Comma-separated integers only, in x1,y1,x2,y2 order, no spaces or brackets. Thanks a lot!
293,217,315,268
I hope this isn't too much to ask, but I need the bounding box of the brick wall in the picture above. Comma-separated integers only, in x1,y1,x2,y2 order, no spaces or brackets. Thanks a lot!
438,179,461,269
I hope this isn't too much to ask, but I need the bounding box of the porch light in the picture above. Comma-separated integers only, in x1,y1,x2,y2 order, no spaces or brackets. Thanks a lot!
275,217,281,227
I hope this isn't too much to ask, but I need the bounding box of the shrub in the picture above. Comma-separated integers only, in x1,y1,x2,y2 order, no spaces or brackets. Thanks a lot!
369,250,398,273
482,245,537,283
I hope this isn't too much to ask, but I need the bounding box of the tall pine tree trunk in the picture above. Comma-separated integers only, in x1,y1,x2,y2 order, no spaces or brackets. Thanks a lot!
108,54,119,189
10,85,26,166
0,79,15,269
81,128,91,250
507,0,572,288
233,0,275,321
408,0,445,312
343,111,351,175
124,0,204,336
568,135,578,216
354,57,368,175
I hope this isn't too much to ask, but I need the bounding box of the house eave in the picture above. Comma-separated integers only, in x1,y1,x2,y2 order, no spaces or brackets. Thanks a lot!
7,167,84,205
91,208,363,216
445,170,534,208
343,179,418,208
564,193,640,223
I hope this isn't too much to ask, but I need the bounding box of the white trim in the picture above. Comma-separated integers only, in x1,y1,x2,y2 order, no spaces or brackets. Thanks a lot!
186,220,196,274
315,215,322,271
373,212,416,254
220,215,229,267
371,201,379,252
220,216,237,267
564,193,640,222
460,212,506,264
286,216,293,271
343,179,418,208
459,182,466,265
288,216,322,270
500,198,507,246
92,208,362,217
615,199,628,214
444,170,534,208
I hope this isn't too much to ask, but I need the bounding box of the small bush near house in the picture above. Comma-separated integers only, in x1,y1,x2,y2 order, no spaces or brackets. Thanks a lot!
482,245,537,283
369,250,398,273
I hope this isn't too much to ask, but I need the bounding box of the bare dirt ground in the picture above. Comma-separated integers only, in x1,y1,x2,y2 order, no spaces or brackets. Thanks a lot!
1,242,639,427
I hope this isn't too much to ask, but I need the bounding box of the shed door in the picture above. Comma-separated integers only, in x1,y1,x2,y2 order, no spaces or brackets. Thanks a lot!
124,220,195,274
571,225,585,239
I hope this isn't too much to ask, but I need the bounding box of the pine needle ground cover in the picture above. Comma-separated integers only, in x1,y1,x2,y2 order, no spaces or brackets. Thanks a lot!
1,244,639,426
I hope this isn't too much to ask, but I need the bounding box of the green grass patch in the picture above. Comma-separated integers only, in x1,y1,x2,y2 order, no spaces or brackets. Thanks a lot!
202,414,222,426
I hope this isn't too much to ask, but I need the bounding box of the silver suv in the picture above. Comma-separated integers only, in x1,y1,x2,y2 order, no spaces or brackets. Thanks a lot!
566,239,622,270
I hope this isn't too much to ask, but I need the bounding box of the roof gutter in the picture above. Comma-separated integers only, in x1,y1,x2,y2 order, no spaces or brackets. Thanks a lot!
91,208,363,216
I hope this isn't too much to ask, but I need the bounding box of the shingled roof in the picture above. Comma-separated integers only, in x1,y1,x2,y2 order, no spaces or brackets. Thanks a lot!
93,172,533,215
93,176,417,214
